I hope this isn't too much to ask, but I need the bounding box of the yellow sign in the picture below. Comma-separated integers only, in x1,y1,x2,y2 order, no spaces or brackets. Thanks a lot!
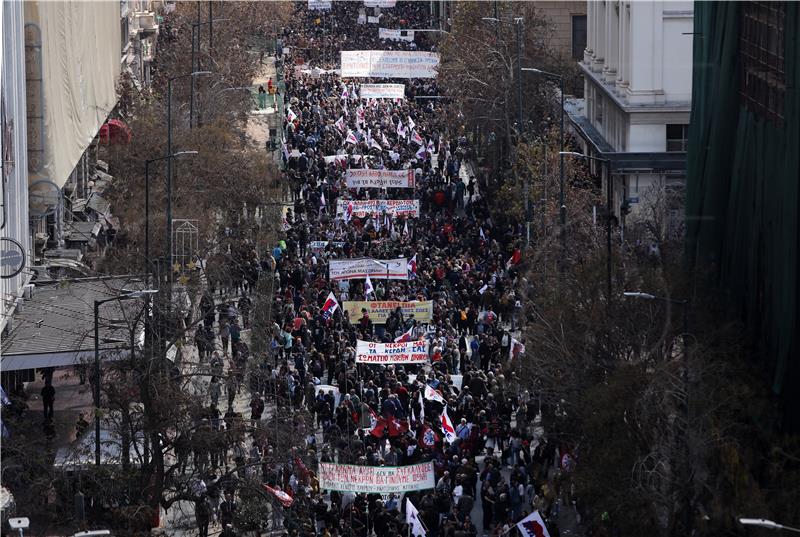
343,301,433,324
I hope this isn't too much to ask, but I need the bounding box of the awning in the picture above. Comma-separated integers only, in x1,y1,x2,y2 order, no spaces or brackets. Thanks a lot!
64,221,102,243
1,276,147,372
86,192,111,217
98,119,132,144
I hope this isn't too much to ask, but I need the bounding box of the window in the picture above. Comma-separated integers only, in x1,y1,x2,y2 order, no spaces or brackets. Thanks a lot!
594,96,603,125
571,15,587,60
121,16,130,55
666,124,689,152
738,2,785,122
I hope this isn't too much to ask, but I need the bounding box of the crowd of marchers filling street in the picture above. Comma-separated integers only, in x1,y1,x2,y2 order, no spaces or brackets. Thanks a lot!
189,3,575,537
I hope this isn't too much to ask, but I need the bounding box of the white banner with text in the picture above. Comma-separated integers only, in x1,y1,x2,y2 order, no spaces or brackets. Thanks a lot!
341,50,440,79
336,199,419,218
329,258,408,280
378,28,415,42
356,339,430,364
345,168,415,189
319,462,435,493
359,83,406,100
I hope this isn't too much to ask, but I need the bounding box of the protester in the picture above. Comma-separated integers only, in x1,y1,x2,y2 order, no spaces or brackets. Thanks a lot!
183,3,569,536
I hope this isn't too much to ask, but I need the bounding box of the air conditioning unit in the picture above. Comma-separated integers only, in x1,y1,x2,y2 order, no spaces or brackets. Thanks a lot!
137,11,157,32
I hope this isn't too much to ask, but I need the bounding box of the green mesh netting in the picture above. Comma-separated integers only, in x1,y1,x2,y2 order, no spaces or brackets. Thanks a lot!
685,2,800,419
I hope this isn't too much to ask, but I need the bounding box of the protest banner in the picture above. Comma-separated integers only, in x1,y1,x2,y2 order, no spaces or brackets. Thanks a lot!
308,0,332,10
367,15,380,24
329,258,408,280
356,339,430,364
343,300,433,323
345,168,415,189
309,240,346,250
379,28,415,42
341,50,439,79
364,0,396,6
318,462,435,493
336,199,419,218
359,83,406,100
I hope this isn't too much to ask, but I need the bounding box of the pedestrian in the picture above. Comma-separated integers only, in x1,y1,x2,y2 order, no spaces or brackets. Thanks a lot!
41,380,55,422
210,376,221,408
230,319,242,360
219,318,230,355
220,491,238,528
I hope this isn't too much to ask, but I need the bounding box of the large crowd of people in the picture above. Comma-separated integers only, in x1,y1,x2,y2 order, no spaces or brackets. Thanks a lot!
189,3,573,537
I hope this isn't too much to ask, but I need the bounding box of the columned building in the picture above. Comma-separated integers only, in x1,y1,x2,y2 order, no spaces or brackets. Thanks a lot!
570,0,693,226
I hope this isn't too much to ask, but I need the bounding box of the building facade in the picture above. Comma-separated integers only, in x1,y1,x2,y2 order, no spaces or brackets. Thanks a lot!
1,1,163,335
533,1,587,61
1,0,32,332
571,0,693,223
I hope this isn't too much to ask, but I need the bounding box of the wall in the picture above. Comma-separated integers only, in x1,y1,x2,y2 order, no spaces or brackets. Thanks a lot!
24,0,122,189
533,1,586,60
1,0,32,331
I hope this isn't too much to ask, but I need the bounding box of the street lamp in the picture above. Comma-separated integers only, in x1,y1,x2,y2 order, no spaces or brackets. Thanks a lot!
93,289,158,466
522,67,565,254
144,151,198,277
166,71,211,286
560,151,612,297
624,289,691,532
480,17,524,140
739,518,800,533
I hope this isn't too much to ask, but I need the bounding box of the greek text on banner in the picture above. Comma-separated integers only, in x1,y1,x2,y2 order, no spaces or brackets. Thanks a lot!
378,28,415,42
341,50,440,79
336,199,419,218
359,83,406,100
346,168,415,189
343,300,433,324
329,258,408,281
318,462,435,493
356,339,430,364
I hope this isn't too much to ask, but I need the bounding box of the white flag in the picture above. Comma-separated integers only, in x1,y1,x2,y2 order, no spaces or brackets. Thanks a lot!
424,385,446,405
407,115,416,131
405,499,426,537
417,390,424,423
516,510,550,537
365,274,375,299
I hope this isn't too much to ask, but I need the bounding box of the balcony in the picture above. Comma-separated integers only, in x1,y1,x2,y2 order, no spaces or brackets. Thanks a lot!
135,11,158,35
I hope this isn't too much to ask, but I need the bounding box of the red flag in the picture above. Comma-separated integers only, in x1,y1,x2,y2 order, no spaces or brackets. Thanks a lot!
418,424,439,448
394,325,414,343
387,416,408,437
263,484,294,507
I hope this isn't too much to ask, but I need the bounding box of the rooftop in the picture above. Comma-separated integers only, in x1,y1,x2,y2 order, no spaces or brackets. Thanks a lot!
1,276,148,371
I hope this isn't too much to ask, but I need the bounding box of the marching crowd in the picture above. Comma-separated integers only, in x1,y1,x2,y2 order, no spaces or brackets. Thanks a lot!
189,3,574,537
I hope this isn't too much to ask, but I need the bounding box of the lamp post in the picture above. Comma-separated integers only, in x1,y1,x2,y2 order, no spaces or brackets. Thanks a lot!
480,17,524,141
522,67,565,255
739,518,800,533
190,19,228,129
560,151,612,297
144,151,198,277
623,290,690,533
93,289,158,466
166,71,211,287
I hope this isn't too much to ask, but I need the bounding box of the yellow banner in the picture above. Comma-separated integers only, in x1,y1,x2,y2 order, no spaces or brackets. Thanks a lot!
343,300,433,324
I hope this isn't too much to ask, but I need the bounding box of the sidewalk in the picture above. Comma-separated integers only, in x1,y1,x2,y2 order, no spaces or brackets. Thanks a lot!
245,56,282,151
